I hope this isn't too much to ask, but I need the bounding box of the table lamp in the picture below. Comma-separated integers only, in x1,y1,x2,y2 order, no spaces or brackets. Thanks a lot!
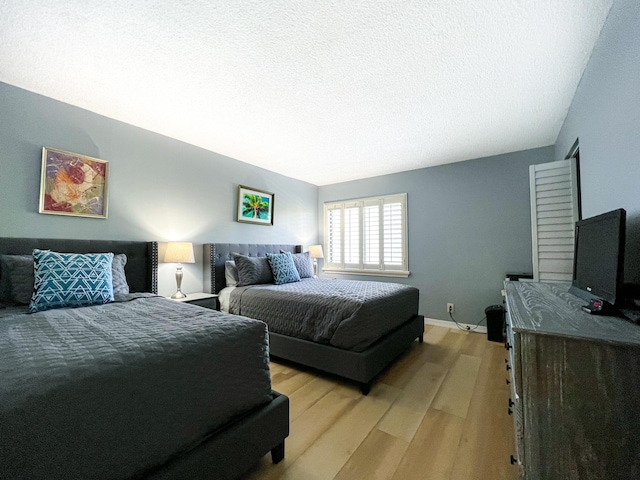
308,244,324,277
164,241,195,299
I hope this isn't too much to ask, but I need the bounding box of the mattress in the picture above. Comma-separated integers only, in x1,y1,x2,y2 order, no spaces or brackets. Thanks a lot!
228,278,419,352
0,294,272,479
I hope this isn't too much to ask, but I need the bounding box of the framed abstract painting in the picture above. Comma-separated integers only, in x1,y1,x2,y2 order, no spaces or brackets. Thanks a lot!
237,185,274,225
39,147,109,218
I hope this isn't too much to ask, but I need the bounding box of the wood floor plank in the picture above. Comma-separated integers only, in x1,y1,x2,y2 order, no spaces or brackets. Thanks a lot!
377,361,447,442
330,381,366,400
378,342,429,389
424,325,451,343
269,361,294,376
272,370,316,396
288,376,337,421
432,353,482,418
333,429,408,480
391,409,466,480
379,326,449,389
423,329,467,369
460,330,489,357
245,390,355,480
286,391,356,462
281,383,400,480
450,343,517,480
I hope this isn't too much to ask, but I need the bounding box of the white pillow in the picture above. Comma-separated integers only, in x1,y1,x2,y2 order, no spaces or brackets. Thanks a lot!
225,260,239,287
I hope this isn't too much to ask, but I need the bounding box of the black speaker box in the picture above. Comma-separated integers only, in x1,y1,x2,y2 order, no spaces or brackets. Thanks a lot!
485,304,505,342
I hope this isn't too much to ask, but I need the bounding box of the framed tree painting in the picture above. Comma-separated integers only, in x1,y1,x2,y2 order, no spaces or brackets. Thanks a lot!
39,147,109,218
237,185,274,225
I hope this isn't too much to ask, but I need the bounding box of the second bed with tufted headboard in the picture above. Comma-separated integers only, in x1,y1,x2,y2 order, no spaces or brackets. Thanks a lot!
204,243,425,394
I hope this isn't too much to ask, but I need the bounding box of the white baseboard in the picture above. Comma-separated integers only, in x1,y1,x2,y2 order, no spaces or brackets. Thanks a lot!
425,317,487,334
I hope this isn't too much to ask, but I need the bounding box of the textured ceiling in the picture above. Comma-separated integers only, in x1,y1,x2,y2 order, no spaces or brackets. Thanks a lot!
0,1,612,186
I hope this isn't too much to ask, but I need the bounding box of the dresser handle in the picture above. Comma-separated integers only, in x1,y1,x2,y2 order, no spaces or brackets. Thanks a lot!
510,455,517,465
508,408,513,415
506,364,512,371
509,398,514,407
504,342,512,350
506,379,511,385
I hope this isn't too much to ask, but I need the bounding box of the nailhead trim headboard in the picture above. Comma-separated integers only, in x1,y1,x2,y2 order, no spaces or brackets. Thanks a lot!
0,238,158,294
203,243,302,294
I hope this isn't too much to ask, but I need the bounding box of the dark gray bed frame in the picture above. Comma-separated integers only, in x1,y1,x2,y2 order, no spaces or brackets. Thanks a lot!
0,237,289,480
204,243,425,395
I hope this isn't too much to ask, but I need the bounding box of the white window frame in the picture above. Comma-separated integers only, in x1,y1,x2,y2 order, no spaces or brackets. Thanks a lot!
323,193,409,277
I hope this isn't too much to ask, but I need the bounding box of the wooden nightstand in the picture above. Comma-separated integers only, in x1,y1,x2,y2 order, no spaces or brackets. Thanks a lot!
166,292,220,311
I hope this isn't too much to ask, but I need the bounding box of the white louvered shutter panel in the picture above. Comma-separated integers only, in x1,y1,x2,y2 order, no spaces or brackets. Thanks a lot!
383,201,403,266
326,205,342,266
363,203,380,265
529,158,579,282
343,204,361,267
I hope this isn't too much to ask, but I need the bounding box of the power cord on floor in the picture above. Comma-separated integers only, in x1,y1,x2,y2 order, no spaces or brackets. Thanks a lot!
449,311,486,333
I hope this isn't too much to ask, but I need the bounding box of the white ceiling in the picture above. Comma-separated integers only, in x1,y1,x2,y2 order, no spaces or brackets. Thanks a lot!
0,1,612,186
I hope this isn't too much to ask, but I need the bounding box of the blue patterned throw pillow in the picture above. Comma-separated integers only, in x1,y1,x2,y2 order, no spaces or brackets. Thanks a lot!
29,249,114,313
266,252,301,285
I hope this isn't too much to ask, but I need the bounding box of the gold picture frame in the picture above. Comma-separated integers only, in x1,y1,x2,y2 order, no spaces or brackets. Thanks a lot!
39,147,109,219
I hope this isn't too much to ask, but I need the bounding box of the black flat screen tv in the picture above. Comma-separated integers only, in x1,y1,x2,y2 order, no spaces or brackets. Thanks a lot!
569,208,626,307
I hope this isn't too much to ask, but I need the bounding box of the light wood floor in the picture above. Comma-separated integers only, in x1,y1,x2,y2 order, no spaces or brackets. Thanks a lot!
242,325,517,480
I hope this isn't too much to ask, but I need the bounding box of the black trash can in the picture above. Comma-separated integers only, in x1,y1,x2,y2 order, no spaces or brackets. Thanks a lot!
485,304,505,342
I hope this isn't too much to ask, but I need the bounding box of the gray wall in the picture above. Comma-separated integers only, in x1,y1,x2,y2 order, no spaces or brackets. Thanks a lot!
5,0,636,316
319,147,555,323
0,82,318,296
555,0,640,284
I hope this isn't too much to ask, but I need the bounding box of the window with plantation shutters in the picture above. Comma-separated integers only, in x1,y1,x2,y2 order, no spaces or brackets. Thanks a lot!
324,193,409,277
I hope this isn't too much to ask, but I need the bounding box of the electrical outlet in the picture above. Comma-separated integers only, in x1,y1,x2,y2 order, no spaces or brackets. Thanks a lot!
447,303,454,313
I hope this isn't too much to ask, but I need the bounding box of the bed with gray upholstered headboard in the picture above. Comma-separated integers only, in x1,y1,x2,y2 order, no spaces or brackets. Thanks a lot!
204,243,424,395
204,243,302,294
0,237,289,479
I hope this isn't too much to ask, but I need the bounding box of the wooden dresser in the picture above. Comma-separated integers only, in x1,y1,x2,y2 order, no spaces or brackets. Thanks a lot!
504,281,640,479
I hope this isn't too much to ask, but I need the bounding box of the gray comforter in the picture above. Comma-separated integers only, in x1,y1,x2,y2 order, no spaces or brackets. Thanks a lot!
229,278,419,352
0,294,272,479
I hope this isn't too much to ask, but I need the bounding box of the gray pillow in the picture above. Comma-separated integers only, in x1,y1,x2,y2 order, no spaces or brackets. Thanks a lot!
233,254,274,286
0,254,34,305
112,253,130,295
225,260,239,287
0,256,15,304
280,250,314,278
292,251,314,278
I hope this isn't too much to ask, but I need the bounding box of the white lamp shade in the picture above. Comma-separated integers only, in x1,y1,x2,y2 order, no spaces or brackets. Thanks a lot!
164,242,195,264
308,245,324,259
